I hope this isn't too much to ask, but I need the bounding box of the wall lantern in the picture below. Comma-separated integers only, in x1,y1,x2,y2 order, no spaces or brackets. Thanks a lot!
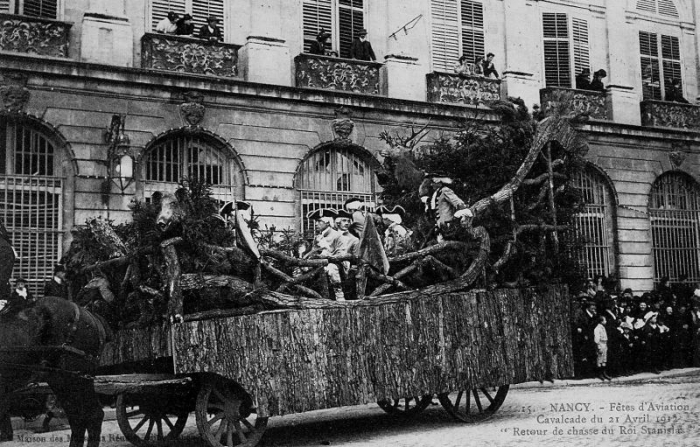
104,114,134,193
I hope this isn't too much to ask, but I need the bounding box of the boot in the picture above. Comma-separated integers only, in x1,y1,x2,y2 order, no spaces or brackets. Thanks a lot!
602,369,612,381
596,367,605,381
332,285,345,301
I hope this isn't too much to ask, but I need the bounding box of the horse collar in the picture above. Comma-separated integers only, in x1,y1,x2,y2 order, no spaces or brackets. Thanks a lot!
63,301,81,348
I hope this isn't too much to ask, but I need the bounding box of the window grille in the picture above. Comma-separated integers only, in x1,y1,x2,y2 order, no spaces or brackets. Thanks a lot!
639,31,681,100
573,169,616,279
297,146,378,238
636,0,679,18
144,134,237,203
430,0,485,72
303,0,363,59
542,12,589,88
151,0,224,40
0,117,63,298
650,173,700,285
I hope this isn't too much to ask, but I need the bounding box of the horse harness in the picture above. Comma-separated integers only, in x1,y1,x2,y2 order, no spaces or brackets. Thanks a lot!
62,301,109,365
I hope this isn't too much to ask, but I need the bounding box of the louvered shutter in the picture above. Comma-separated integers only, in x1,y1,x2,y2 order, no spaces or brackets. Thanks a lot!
431,0,460,72
22,0,57,18
460,0,484,64
572,18,589,80
192,0,225,40
636,0,656,13
151,0,186,32
338,0,363,59
303,0,333,53
661,35,681,97
639,32,661,100
0,1,10,13
542,13,571,87
657,0,679,18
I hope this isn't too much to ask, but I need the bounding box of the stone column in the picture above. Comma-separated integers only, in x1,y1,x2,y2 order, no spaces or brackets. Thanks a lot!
80,0,133,67
240,0,291,86
501,1,541,109
605,0,641,125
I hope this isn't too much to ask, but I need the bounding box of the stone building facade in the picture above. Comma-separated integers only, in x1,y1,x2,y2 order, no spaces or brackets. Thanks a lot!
1,0,699,295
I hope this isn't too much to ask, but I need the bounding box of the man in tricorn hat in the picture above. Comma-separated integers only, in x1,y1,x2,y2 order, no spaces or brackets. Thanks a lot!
199,15,223,41
344,197,367,239
350,28,376,61
376,204,411,256
422,172,473,242
307,209,345,301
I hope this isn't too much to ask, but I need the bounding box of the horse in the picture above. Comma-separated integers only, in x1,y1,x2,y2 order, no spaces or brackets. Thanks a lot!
0,297,110,447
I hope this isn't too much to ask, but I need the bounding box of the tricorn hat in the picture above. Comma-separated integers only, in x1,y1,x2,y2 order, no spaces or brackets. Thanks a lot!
306,208,339,220
425,171,454,184
335,209,353,219
344,197,365,210
376,204,406,216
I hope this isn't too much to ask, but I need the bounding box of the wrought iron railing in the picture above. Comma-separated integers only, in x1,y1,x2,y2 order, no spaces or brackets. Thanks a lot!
141,33,240,77
426,72,501,106
0,13,71,58
294,53,383,95
641,100,700,130
540,87,609,120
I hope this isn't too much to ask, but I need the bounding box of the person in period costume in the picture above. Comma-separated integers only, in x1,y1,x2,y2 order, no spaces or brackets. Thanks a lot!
307,208,345,301
344,197,367,239
44,264,69,299
376,205,412,257
594,315,611,381
309,29,332,56
422,172,473,242
575,68,591,90
156,11,179,34
176,13,195,36
335,210,360,299
199,15,223,41
350,28,376,61
589,69,607,92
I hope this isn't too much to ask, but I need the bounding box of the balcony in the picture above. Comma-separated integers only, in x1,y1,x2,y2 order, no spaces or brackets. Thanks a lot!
0,13,71,58
540,87,609,120
294,53,382,95
426,72,501,106
141,33,240,77
641,100,700,131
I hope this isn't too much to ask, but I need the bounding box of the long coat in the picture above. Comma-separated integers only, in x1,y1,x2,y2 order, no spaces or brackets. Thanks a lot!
350,38,376,61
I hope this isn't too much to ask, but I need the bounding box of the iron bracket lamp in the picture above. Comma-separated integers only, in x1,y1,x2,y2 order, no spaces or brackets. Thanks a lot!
103,114,134,194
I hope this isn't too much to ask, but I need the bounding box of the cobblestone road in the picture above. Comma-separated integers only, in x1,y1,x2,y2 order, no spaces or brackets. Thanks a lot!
6,369,700,447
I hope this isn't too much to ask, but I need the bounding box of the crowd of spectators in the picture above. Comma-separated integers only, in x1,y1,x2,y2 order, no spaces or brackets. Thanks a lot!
453,52,500,79
571,275,700,381
155,11,222,42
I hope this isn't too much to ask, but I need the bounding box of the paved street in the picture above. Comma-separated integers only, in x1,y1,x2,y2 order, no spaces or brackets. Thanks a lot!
6,368,700,447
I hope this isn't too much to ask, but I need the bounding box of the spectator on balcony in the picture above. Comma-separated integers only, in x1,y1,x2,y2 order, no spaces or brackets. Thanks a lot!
309,29,337,57
156,11,179,34
350,28,376,62
589,69,607,92
482,52,499,79
199,15,223,42
473,56,485,76
575,68,591,90
176,13,195,37
666,78,689,104
453,55,475,77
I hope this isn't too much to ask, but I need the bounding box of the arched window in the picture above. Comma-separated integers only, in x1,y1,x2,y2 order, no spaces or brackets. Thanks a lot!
0,116,64,296
297,145,379,236
573,167,617,279
650,172,700,285
143,132,243,202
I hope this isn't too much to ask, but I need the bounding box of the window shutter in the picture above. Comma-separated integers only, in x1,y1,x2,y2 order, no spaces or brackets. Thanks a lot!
639,32,661,100
636,0,656,13
572,18,589,79
338,0,363,59
0,1,10,13
303,0,333,53
542,13,570,87
151,0,187,32
431,0,460,72
657,0,679,18
460,0,484,63
639,31,658,57
22,0,57,18
661,35,680,60
661,35,681,98
191,0,225,40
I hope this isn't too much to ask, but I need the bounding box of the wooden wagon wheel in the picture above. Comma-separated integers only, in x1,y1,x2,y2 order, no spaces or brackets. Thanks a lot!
377,395,433,417
116,394,189,447
438,385,509,423
195,379,268,447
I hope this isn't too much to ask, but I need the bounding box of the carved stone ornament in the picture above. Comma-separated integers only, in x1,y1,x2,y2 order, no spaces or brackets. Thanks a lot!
179,91,206,127
295,54,381,95
332,107,354,141
0,13,71,58
0,72,30,113
427,72,501,106
669,150,687,169
141,33,240,78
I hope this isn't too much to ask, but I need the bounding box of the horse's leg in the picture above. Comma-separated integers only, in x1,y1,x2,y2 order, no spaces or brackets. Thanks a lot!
48,378,89,447
0,386,14,442
82,383,103,447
